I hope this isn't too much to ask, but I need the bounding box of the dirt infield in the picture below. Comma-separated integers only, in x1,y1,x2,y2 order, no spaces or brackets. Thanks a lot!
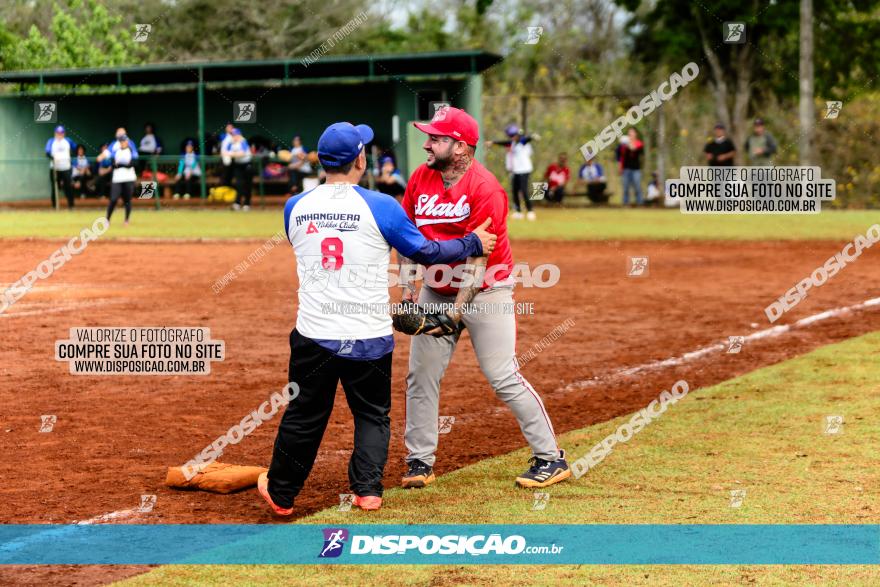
2,237,880,585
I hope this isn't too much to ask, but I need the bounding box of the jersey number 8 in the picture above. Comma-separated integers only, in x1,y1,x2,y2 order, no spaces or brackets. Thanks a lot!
321,237,344,270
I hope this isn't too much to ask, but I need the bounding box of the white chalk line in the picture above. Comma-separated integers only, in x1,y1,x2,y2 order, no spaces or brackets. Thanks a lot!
563,295,880,392
0,298,128,319
0,509,146,556
74,508,144,525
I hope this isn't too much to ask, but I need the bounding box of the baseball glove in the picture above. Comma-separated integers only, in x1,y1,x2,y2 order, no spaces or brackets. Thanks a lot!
392,301,460,337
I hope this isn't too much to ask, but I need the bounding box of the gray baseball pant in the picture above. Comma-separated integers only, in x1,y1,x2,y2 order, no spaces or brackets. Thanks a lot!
404,285,560,467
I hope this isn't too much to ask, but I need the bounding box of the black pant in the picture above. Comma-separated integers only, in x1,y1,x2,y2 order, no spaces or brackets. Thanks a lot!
72,173,91,198
51,169,74,209
95,172,112,199
175,175,199,196
233,162,252,206
267,329,392,507
546,185,565,203
107,181,134,221
222,163,233,187
510,173,533,212
587,181,609,204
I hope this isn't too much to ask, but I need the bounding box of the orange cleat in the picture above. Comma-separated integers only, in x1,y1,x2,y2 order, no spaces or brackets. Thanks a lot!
257,472,294,516
353,495,382,511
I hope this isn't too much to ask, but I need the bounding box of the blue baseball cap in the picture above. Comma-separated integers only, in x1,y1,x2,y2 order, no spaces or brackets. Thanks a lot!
54,125,65,133
317,122,374,167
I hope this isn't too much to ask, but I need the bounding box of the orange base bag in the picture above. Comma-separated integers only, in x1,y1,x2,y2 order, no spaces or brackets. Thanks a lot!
165,462,266,494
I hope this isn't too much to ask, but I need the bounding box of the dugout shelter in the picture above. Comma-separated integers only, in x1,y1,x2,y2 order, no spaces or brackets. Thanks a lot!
0,51,501,202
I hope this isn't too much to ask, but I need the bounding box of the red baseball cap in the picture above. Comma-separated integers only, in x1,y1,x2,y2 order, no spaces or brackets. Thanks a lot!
413,106,479,146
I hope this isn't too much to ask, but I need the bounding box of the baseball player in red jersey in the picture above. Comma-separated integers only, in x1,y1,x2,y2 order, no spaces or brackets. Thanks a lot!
398,106,570,489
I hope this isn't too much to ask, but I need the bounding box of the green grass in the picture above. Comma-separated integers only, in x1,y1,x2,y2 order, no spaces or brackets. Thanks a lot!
118,332,880,586
0,208,876,241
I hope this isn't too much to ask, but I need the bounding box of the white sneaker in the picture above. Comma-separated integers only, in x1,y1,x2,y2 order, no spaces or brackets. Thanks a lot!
242,205,251,211
512,212,524,220
183,193,191,200
526,211,536,221
173,193,180,199
232,203,241,211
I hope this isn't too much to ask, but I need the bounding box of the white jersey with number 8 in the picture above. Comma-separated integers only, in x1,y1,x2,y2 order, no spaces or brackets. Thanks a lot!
284,183,434,341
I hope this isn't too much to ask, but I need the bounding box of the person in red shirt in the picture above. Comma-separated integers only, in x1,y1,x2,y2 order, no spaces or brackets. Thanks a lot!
398,106,570,490
543,153,570,204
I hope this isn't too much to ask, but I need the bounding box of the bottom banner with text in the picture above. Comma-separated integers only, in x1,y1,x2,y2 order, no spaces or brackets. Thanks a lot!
1,525,878,565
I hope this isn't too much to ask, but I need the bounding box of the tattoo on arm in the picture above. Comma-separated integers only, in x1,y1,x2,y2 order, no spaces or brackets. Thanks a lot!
451,256,487,320
399,256,418,297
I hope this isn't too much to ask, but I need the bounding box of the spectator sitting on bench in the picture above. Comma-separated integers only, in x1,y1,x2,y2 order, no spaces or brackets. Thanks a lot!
578,156,608,204
173,140,201,200
71,145,92,198
543,152,570,204
645,172,662,206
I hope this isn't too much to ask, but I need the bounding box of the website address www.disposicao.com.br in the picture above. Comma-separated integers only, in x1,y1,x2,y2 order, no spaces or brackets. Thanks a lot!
319,530,564,559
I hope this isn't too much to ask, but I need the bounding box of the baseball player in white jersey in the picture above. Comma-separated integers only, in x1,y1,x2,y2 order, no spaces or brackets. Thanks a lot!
398,106,570,489
257,122,496,515
45,125,76,209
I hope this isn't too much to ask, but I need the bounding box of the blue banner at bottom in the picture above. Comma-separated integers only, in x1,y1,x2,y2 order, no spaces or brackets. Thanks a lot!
0,524,878,565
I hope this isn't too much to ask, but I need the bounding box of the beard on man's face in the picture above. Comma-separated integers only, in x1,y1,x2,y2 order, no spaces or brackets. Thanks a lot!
425,142,455,170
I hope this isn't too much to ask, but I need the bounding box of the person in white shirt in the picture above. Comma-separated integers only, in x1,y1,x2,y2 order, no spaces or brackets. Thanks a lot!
257,121,496,515
286,135,313,195
486,125,538,220
107,127,138,158
222,129,253,211
105,135,137,225
219,123,235,187
645,171,662,206
137,123,162,175
44,125,76,209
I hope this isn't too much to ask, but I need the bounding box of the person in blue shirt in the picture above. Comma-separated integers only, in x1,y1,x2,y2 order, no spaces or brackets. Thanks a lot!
71,145,92,198
45,125,76,209
108,127,139,159
578,157,608,204
173,141,201,199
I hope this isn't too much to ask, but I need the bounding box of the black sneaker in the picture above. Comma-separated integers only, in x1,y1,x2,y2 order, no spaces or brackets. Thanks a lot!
401,459,435,489
515,449,571,488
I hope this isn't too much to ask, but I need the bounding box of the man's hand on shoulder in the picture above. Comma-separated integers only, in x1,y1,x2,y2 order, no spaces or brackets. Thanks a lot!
471,217,496,256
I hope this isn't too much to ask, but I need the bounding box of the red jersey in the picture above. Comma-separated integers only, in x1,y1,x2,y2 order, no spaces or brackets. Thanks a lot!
402,160,513,296
545,163,570,189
